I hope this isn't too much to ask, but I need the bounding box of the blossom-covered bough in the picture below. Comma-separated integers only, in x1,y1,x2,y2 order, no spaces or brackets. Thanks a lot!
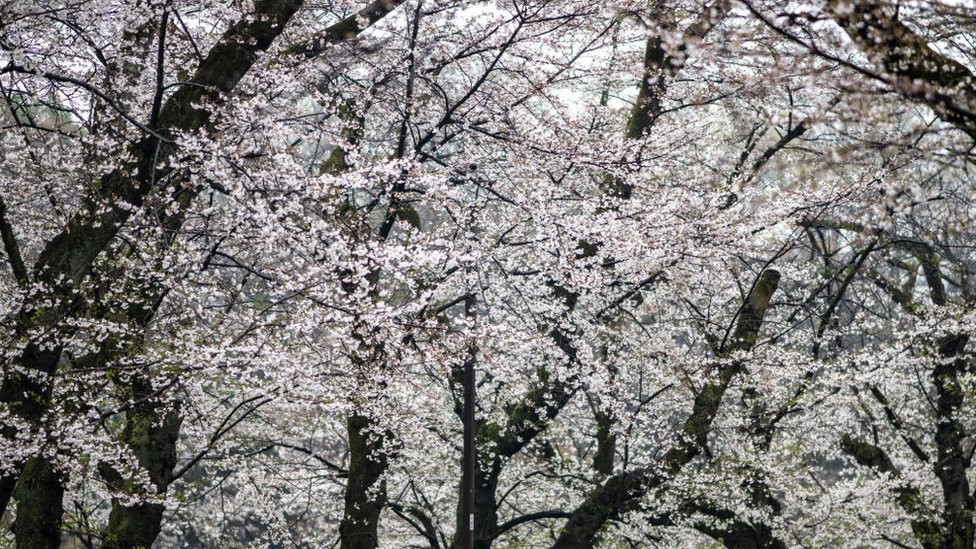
1,1,975,549
0,0,402,547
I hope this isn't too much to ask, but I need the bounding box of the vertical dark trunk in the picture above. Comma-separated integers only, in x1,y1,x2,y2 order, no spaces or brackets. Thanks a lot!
101,384,182,549
339,414,388,549
0,344,63,491
0,473,15,521
460,350,476,549
103,502,166,549
472,466,499,549
591,341,616,476
452,460,500,549
12,456,64,549
592,410,616,476
933,335,974,549
451,335,505,549
1,0,308,528
2,344,66,545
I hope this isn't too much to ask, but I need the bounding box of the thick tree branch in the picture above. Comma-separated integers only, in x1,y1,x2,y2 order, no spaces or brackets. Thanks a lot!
841,435,943,549
828,0,976,140
493,510,572,539
0,194,27,286
549,270,780,549
289,0,408,57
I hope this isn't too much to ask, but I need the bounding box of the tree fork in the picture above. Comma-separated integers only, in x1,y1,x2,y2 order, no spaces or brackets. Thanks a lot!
550,269,780,549
0,0,307,523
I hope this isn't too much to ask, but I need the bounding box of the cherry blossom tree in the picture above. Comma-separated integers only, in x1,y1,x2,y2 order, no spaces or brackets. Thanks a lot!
1,1,975,549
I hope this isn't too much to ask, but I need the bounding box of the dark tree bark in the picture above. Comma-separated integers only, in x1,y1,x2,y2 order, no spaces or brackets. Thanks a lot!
12,456,64,549
695,515,787,549
339,414,390,549
841,435,943,549
3,345,65,549
828,0,976,140
100,379,183,549
604,0,729,199
840,245,974,549
446,328,579,549
550,270,780,549
442,6,737,544
2,2,410,547
592,409,616,476
2,3,306,547
460,343,476,549
646,499,787,549
932,335,974,549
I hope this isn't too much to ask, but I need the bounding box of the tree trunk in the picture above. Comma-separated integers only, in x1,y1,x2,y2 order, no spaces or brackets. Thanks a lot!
933,335,974,549
0,475,14,521
0,343,63,513
452,460,501,549
0,0,307,525
2,344,65,542
101,383,182,549
550,270,780,549
339,414,388,549
697,518,787,549
592,410,616,476
103,502,166,549
12,456,64,549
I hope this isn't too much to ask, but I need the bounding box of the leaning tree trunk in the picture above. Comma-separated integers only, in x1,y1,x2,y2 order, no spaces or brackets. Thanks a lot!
550,270,780,549
3,1,414,546
1,1,308,545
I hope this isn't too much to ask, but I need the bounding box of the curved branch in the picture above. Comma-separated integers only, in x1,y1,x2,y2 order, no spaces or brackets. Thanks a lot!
493,510,572,539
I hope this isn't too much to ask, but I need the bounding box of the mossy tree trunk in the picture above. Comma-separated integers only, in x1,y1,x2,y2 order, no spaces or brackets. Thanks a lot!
12,456,64,549
101,377,182,549
1,1,306,544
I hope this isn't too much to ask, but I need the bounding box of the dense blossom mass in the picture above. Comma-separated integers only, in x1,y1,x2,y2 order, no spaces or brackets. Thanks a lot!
1,0,975,548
